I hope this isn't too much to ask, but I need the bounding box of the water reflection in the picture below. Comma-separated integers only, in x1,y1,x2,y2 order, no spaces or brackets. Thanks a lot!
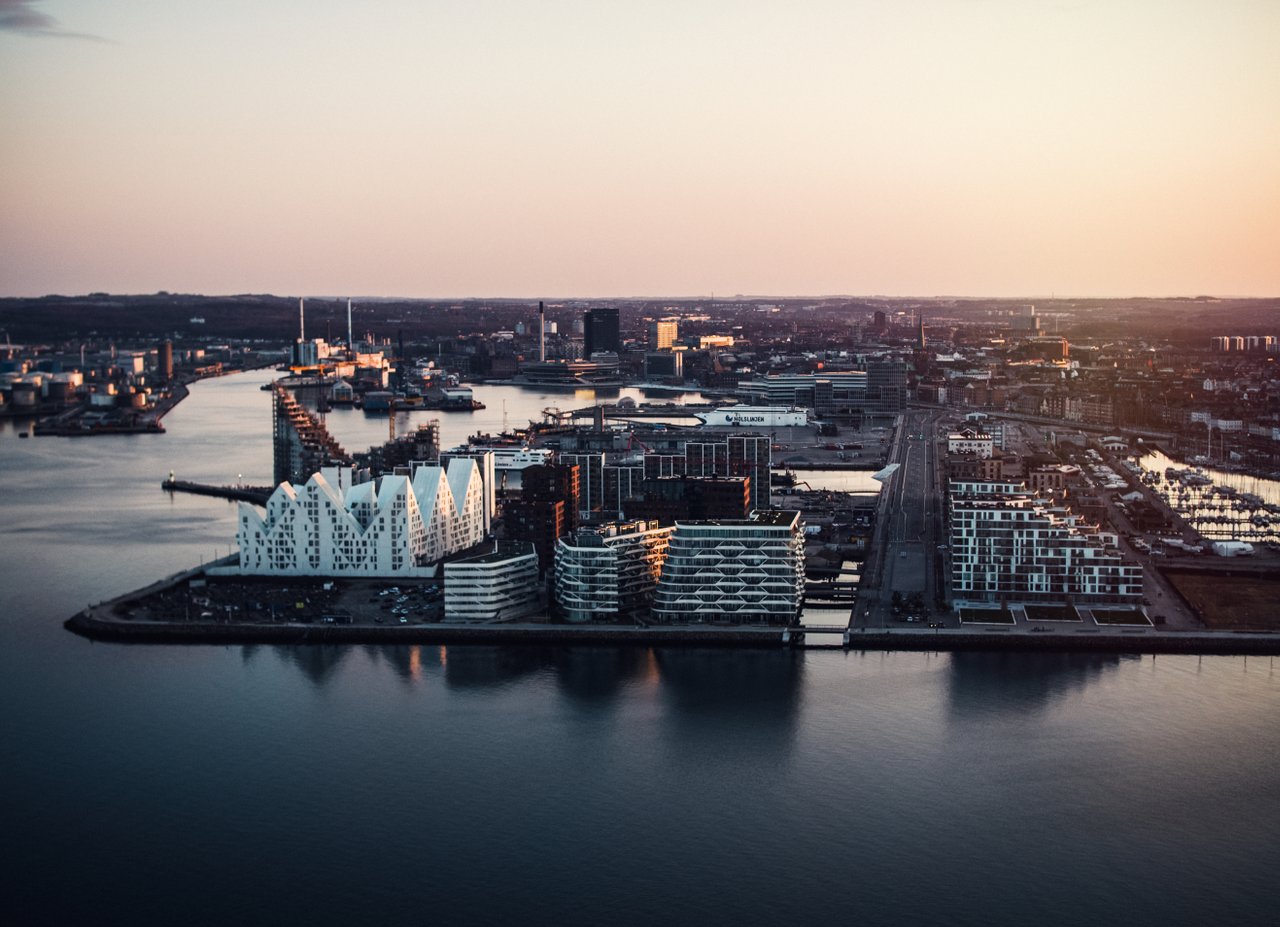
360,643,445,682
261,640,803,733
271,644,352,686
946,651,1133,717
550,647,648,701
1136,449,1280,544
654,649,804,753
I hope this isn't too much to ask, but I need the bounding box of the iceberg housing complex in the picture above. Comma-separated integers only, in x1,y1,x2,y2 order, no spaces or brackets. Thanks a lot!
237,460,487,577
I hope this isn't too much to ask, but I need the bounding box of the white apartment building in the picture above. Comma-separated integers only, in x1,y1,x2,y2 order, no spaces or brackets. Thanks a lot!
949,481,1143,604
554,520,672,623
444,542,542,622
947,428,994,459
652,510,805,625
237,461,486,577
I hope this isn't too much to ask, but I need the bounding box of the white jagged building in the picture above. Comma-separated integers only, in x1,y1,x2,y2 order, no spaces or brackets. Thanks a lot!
237,462,486,576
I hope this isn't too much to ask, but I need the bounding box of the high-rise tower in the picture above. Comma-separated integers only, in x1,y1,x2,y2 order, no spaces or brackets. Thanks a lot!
584,307,620,356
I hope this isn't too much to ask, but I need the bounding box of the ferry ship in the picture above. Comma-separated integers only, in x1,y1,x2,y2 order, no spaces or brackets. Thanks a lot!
694,406,809,428
446,445,554,473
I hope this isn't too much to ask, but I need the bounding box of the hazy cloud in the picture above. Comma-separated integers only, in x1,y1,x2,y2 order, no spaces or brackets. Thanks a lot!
0,0,107,41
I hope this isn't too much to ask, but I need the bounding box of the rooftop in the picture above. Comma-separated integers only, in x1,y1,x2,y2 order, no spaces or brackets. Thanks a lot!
452,542,535,565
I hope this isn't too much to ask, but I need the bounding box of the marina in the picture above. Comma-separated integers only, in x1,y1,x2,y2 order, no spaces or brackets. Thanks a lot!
1135,449,1280,547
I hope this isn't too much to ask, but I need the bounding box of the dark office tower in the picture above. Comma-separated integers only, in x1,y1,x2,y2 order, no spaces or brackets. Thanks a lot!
727,434,771,510
866,360,908,416
603,463,645,518
871,310,888,333
158,340,174,382
583,307,620,356
503,463,581,572
560,452,605,515
624,476,751,525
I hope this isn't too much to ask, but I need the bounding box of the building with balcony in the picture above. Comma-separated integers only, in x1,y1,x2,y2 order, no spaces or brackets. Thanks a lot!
651,511,805,625
444,542,541,622
949,481,1142,604
553,520,672,623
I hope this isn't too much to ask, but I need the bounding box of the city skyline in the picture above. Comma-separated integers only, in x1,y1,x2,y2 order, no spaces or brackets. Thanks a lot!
2,0,1278,298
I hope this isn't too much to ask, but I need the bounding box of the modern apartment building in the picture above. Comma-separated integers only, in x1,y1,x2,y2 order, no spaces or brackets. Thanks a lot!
651,510,805,625
948,481,1143,604
444,541,541,621
237,461,485,577
647,319,678,350
684,434,771,510
553,520,672,623
738,371,867,414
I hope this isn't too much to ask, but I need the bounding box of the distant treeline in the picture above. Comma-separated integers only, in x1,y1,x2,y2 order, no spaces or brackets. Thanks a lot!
0,292,1275,346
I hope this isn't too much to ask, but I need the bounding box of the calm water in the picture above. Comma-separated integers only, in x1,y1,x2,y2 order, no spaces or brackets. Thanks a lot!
1136,448,1280,544
2,371,1278,926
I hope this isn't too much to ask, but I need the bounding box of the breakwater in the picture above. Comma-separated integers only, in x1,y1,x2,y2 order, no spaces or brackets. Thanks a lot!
162,479,272,505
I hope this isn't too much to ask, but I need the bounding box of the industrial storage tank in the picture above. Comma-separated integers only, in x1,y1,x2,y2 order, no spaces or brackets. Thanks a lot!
46,376,75,402
11,382,40,408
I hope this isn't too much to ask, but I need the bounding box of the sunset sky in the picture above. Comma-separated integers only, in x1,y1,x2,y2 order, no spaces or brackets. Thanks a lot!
2,0,1277,298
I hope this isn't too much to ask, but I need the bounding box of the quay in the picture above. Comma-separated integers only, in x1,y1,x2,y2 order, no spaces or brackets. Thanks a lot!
65,564,1280,655
64,609,1280,655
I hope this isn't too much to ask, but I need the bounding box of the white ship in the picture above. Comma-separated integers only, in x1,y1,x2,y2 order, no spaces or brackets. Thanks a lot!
695,406,809,428
449,445,554,472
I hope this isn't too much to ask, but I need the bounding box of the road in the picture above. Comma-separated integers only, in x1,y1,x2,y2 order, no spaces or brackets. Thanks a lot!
858,409,947,628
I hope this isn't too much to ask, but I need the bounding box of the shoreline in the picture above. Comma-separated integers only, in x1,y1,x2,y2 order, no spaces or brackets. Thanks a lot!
65,603,1280,655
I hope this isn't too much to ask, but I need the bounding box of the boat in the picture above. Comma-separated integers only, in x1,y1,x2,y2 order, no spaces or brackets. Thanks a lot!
695,406,810,428
446,445,554,473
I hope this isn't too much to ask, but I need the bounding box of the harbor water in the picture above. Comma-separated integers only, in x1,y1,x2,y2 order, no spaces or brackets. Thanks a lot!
1,370,1277,926
1136,449,1280,545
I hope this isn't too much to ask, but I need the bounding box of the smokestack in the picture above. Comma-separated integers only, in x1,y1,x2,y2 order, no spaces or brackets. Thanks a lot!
538,301,546,363
299,297,305,342
347,298,354,353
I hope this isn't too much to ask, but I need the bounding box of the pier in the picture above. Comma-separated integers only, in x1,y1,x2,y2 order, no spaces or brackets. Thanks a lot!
162,479,272,506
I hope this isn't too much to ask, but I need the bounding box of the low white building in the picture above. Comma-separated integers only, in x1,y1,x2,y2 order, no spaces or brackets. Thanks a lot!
947,428,994,459
444,542,541,621
237,461,486,577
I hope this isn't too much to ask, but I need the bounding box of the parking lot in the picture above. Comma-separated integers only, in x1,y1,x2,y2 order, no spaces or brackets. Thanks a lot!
122,576,448,626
